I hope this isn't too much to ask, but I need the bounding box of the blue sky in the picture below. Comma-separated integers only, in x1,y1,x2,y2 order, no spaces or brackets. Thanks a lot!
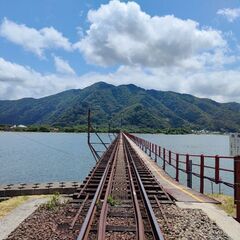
0,0,240,102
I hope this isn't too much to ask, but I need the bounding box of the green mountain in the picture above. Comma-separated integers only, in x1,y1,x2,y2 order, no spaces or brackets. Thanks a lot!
0,82,240,132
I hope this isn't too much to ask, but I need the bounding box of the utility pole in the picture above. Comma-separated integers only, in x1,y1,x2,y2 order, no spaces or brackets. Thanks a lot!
88,108,91,144
120,113,123,130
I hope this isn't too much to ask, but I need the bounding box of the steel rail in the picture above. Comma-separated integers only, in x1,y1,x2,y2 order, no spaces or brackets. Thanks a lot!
70,194,89,230
77,137,120,240
97,141,120,240
123,140,145,240
124,137,165,240
154,195,171,230
98,135,146,239
131,148,173,203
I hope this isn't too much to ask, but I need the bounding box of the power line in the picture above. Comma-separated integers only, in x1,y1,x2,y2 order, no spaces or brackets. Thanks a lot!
14,132,81,161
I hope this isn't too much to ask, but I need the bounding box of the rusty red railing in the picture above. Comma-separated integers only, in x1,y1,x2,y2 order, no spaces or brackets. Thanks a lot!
126,133,240,222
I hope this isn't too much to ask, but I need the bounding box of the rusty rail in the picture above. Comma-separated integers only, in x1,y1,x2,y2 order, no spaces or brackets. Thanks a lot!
123,139,145,240
124,137,165,240
97,141,120,240
74,133,172,239
77,136,120,240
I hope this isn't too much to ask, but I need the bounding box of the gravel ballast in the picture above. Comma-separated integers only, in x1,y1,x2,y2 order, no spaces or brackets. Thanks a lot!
4,201,231,240
155,204,230,240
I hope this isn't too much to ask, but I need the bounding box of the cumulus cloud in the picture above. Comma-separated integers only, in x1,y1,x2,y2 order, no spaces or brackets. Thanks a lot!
0,18,72,56
104,66,240,103
74,0,226,68
0,57,79,99
0,57,57,99
1,57,240,103
0,57,41,84
0,1,239,103
53,56,75,75
217,8,240,22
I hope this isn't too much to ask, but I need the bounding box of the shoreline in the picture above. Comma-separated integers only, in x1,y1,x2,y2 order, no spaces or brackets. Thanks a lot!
0,130,229,135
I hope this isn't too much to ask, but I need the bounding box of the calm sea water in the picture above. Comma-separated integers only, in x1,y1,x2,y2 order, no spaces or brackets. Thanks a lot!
137,134,233,195
0,132,233,195
0,132,110,184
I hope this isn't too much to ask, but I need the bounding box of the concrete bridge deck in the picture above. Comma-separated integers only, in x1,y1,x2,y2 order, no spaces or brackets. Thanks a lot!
0,181,81,198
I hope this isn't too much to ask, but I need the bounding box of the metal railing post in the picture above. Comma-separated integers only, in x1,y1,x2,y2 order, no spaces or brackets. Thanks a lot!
187,160,192,188
200,155,204,193
234,155,240,222
215,155,219,184
155,144,157,162
149,142,152,157
163,148,166,170
176,153,179,182
186,154,189,173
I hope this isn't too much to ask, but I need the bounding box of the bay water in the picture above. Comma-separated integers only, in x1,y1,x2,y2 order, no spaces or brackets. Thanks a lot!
0,132,232,195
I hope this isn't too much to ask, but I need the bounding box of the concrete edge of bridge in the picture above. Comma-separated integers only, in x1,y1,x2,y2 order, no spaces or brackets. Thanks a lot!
176,202,240,240
0,181,81,198
0,197,48,240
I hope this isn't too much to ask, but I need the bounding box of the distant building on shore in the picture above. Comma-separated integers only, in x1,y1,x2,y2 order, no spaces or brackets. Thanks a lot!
10,124,27,129
230,133,240,156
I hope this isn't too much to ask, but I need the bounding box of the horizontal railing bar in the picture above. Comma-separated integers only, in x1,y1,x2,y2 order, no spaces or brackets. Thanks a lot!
126,133,235,192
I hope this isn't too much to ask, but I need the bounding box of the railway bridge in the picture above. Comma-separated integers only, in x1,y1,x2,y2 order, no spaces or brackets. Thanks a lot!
71,132,240,239
2,131,240,239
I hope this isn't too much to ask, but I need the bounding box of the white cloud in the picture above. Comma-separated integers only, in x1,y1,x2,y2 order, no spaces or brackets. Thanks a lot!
103,65,240,103
1,57,240,103
0,18,72,57
217,8,240,22
53,56,75,75
0,57,78,99
0,1,239,103
75,0,226,68
0,57,41,84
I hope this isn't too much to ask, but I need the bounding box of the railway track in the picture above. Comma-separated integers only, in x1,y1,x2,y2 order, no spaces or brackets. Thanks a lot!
71,133,173,240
